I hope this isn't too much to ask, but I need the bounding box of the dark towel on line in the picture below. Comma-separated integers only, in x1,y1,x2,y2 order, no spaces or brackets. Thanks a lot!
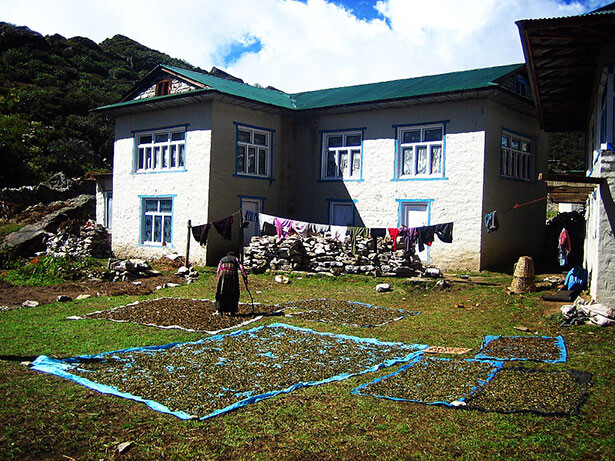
244,210,257,222
191,223,211,246
434,222,453,243
213,215,234,241
417,226,436,252
370,228,387,239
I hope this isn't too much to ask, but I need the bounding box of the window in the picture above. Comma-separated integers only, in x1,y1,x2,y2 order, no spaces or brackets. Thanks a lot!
135,128,186,172
396,124,444,178
104,192,112,230
322,131,362,180
329,201,354,226
155,79,171,96
513,76,528,97
501,131,533,181
141,198,173,245
236,125,271,177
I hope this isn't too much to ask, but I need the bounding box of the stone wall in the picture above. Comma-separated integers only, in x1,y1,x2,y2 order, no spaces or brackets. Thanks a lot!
242,233,423,276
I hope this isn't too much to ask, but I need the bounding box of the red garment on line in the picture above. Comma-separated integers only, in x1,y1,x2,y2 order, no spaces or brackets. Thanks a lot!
559,228,571,253
388,228,401,251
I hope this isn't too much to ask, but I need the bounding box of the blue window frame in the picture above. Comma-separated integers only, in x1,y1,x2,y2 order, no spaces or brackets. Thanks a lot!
235,123,274,179
134,127,186,173
141,197,173,245
394,123,446,180
321,129,364,181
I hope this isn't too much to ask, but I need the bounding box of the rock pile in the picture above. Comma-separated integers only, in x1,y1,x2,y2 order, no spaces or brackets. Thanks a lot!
243,233,422,276
108,258,161,281
45,220,111,258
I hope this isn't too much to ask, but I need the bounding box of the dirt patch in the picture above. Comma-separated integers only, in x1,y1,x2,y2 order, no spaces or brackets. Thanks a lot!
0,275,187,308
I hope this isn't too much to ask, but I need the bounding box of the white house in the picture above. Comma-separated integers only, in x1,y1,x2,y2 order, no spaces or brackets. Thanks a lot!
518,2,615,307
95,63,547,271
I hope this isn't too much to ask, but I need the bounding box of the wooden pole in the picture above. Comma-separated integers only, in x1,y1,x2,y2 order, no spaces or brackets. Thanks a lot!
239,211,244,264
186,219,191,267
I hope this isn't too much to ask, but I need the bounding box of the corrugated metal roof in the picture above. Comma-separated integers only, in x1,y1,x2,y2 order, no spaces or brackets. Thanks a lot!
96,63,525,113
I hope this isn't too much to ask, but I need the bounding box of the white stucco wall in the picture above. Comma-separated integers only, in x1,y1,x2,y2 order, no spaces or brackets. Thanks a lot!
111,102,213,264
481,100,547,270
290,99,490,271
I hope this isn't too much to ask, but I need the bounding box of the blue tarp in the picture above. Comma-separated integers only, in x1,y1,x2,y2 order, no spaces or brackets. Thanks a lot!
31,323,428,420
352,355,503,407
474,335,567,363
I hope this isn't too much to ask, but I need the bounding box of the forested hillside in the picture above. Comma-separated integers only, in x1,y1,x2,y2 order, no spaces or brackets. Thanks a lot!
0,22,586,187
0,22,204,187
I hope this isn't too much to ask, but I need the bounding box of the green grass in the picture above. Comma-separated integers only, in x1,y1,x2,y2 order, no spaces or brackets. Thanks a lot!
0,222,24,238
0,270,613,460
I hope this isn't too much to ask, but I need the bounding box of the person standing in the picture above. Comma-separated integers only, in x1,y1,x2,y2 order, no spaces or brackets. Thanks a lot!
215,252,247,315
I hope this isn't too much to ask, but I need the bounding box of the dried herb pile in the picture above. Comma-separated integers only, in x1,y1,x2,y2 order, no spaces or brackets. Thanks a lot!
356,357,501,404
85,298,281,332
69,324,423,418
282,299,417,327
465,368,591,415
477,336,565,362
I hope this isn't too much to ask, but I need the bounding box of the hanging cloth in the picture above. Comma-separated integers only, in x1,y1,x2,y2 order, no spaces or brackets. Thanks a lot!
191,223,211,246
558,228,571,267
399,227,418,254
274,217,294,241
349,227,369,254
388,228,401,251
417,226,436,252
330,225,348,243
292,220,310,238
485,211,499,233
434,222,454,243
243,210,257,222
213,215,234,241
370,228,387,240
310,223,330,235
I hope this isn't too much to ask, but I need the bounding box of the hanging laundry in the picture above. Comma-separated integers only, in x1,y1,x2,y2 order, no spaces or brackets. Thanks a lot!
349,227,369,254
399,227,418,253
191,223,211,246
275,217,294,240
213,215,234,241
310,223,330,235
292,220,310,238
485,211,499,233
330,225,348,243
243,210,257,222
388,228,401,251
417,226,436,252
558,228,571,267
259,213,275,229
370,228,387,240
434,222,454,243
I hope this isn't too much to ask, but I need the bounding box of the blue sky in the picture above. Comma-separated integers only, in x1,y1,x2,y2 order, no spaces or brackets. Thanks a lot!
2,0,612,92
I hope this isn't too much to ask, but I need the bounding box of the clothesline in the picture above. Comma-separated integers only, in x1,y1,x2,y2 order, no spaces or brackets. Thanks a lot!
190,211,240,246
484,195,548,234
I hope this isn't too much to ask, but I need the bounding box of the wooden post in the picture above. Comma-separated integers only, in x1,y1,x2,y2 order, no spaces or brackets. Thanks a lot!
239,211,244,264
186,219,191,267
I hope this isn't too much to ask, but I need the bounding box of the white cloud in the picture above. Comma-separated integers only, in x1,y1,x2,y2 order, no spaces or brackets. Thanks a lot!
1,0,599,93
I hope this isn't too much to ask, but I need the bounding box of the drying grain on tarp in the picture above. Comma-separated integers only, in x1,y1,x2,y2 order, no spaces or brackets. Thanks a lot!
31,323,427,420
475,335,567,363
76,298,282,333
281,298,418,327
353,356,502,406
465,367,591,416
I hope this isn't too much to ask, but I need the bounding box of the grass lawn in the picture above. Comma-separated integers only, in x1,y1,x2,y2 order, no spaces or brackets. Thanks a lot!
0,269,614,460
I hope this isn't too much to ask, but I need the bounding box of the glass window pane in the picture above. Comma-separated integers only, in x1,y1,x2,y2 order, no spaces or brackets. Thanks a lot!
145,200,158,212
522,141,530,152
238,130,251,143
346,134,361,146
154,216,162,242
402,147,413,175
501,136,509,147
237,145,245,172
351,150,361,175
248,146,256,173
163,216,172,243
258,148,266,175
327,135,343,148
170,145,176,167
178,145,185,167
145,147,152,168
402,130,420,144
511,138,520,150
424,127,443,142
138,148,144,169
326,151,336,177
139,135,152,144
416,146,428,175
254,133,267,146
339,150,348,177
144,215,153,241
161,146,168,168
155,133,168,143
153,146,160,168
431,145,442,174
171,132,185,141
160,200,172,213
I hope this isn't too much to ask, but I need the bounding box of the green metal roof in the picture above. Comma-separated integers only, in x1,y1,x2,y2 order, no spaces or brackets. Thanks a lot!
96,63,525,113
